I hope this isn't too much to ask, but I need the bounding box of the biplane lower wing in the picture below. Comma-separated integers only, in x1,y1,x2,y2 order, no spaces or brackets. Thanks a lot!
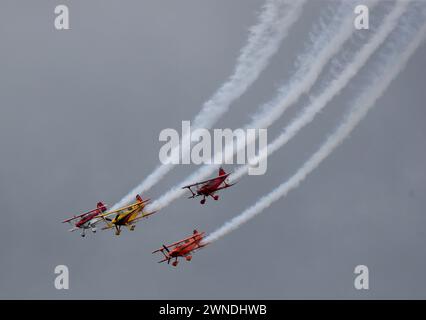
129,210,158,224
153,232,206,253
182,173,230,190
212,181,238,192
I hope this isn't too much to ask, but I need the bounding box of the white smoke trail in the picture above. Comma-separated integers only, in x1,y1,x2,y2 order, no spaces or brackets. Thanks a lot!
111,0,306,210
231,0,408,182
147,0,377,212
205,12,426,244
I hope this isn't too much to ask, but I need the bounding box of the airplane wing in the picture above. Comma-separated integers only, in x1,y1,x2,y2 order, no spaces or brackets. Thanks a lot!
163,237,207,255
90,215,114,227
62,203,108,223
100,199,150,218
156,257,170,264
129,210,158,224
212,181,238,192
62,211,92,223
101,224,114,230
182,173,230,189
62,216,81,224
153,232,206,253
189,242,208,252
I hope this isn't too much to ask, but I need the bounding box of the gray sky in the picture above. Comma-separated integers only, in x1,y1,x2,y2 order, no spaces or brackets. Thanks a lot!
1,0,426,299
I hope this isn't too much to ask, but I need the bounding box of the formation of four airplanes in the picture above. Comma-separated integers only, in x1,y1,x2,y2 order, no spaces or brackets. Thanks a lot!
62,167,236,267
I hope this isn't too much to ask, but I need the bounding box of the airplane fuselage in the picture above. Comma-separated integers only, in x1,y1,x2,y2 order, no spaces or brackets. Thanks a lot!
75,212,99,229
112,209,141,226
197,176,227,195
170,235,204,258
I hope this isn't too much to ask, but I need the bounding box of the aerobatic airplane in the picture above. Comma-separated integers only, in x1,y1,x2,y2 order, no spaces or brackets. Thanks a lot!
97,194,156,235
182,167,236,204
62,202,108,237
152,230,207,267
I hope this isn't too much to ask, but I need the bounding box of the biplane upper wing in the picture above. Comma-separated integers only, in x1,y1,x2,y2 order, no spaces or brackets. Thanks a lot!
210,180,238,192
128,210,158,224
63,202,107,223
177,236,207,252
96,198,149,220
62,208,100,223
182,173,230,189
152,232,206,253
62,213,89,224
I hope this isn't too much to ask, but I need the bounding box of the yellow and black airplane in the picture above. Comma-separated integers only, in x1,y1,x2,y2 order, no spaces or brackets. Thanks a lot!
96,195,157,235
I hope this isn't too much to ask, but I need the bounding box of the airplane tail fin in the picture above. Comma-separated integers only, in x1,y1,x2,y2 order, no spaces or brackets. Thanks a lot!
136,194,150,203
218,167,226,176
97,202,107,212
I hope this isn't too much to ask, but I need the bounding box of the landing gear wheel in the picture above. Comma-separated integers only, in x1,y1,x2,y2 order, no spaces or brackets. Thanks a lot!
130,225,135,231
115,230,121,236
213,195,219,201
172,261,178,267
200,199,206,205
81,234,85,238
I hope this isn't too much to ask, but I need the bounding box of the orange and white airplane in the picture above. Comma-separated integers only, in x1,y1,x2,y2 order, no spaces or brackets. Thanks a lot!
182,167,236,204
152,230,207,266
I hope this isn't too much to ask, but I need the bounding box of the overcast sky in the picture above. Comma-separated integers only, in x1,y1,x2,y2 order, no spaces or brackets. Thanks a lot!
1,0,426,299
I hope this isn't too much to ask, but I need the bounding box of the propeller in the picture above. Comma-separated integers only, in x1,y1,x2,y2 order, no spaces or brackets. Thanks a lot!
162,245,171,264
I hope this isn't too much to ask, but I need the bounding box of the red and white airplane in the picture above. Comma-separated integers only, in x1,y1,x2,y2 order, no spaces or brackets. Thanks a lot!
62,202,107,237
152,230,207,267
182,167,236,204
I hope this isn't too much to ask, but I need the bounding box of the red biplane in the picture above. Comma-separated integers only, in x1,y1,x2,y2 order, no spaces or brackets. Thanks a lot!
62,202,108,237
152,230,207,266
182,167,236,204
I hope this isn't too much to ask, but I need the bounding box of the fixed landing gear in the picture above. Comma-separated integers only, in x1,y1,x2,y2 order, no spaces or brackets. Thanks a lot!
115,226,121,236
200,194,219,204
130,225,136,231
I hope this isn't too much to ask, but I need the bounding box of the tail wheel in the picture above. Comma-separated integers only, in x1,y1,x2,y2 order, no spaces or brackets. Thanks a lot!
172,261,178,267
